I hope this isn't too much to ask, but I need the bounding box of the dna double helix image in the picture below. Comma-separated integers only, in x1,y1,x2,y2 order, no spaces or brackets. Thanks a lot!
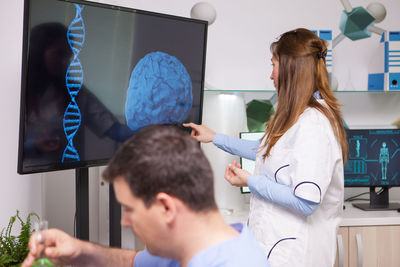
62,4,85,162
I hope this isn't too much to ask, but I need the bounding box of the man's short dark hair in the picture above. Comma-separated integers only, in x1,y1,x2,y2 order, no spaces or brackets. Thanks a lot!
103,124,217,211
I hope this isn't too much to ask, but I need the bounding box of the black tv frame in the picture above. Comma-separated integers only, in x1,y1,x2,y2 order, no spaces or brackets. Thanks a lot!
18,0,207,174
19,0,208,245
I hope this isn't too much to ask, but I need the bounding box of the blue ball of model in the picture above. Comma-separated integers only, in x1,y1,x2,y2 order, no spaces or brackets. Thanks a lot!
125,51,193,131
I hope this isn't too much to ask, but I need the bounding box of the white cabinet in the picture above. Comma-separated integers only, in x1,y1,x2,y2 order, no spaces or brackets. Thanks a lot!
335,203,400,267
335,227,349,267
335,225,400,267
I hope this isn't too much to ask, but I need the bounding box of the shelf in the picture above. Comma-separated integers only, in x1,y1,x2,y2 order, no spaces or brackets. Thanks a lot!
204,89,275,93
204,89,400,93
204,90,276,104
335,90,400,94
203,90,400,104
203,89,400,129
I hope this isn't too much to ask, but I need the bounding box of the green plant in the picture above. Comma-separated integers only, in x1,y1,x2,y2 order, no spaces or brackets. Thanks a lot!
0,210,39,267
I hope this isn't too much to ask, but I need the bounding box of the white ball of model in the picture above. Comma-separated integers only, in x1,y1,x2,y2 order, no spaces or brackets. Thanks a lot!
190,2,217,25
366,2,386,23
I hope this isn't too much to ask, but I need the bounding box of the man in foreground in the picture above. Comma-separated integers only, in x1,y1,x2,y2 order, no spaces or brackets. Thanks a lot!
22,125,269,267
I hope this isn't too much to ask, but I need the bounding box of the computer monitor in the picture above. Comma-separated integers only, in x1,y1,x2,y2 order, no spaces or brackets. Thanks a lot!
345,128,400,210
239,132,264,193
18,0,207,174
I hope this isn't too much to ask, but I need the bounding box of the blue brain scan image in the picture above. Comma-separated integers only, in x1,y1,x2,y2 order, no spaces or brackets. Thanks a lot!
125,51,193,131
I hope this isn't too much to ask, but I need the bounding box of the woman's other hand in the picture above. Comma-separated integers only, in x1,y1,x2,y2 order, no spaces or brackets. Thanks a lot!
224,160,250,187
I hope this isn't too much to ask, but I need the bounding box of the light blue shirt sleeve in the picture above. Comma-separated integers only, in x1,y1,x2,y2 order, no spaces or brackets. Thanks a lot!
248,175,319,216
212,133,260,160
133,250,180,267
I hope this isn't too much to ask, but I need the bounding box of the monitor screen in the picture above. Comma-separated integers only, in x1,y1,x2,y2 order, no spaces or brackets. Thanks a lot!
18,0,207,174
239,132,264,193
344,129,400,187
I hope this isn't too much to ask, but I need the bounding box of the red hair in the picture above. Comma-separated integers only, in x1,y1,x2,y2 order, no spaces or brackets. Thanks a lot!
261,28,347,163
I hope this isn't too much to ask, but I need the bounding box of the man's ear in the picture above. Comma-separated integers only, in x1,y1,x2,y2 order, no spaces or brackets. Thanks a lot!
155,192,178,224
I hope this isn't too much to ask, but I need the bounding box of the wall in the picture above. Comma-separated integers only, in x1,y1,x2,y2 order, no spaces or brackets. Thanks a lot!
2,0,400,248
0,1,42,233
89,0,400,238
116,0,400,92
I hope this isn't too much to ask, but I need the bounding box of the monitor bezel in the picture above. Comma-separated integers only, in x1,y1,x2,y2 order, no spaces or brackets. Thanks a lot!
239,131,264,194
17,0,208,174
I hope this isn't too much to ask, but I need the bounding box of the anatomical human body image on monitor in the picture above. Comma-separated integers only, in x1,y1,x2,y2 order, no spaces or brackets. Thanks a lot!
345,129,400,187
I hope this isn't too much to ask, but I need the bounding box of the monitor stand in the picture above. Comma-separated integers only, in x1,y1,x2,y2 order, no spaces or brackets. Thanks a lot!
352,187,400,211
75,167,121,247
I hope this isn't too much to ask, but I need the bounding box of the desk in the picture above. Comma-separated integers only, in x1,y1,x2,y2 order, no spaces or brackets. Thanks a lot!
221,202,400,267
341,202,400,226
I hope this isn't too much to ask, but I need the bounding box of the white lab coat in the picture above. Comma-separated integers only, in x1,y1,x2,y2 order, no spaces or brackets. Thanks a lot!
248,103,344,267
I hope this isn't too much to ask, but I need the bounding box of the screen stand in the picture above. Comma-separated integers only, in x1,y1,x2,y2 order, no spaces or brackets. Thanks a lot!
76,167,89,240
75,168,122,246
352,187,400,211
109,185,121,247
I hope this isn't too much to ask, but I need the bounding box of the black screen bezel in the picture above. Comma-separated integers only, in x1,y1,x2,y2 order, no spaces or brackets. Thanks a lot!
17,0,207,174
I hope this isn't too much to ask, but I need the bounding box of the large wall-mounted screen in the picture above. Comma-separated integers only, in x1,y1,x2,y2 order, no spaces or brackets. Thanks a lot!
18,0,207,174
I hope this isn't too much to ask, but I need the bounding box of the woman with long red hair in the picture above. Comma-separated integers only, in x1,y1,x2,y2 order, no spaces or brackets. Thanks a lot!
185,28,347,267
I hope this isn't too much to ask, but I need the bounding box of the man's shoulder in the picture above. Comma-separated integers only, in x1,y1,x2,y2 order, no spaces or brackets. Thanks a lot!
134,224,270,267
133,250,180,267
188,223,269,267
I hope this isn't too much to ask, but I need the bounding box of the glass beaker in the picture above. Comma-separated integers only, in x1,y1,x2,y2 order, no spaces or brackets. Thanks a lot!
32,220,53,267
